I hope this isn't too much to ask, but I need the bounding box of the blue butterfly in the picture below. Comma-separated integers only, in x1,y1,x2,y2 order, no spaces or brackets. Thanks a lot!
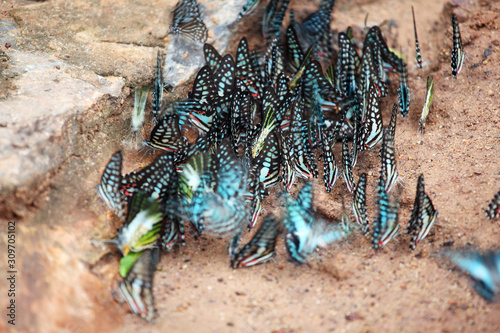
444,250,500,301
284,182,348,263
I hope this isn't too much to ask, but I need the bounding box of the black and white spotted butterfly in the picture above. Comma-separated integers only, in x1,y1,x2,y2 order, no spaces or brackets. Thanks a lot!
97,151,126,220
341,136,355,193
360,83,383,150
485,191,500,220
152,50,164,124
412,6,423,69
189,65,216,104
352,173,369,235
235,37,263,98
451,13,465,78
322,132,339,193
406,174,438,251
122,154,176,203
119,248,159,322
231,215,279,268
170,0,208,43
380,116,398,193
144,112,187,153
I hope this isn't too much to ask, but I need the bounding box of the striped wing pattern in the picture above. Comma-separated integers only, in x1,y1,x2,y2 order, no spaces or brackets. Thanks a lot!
170,0,208,43
406,174,438,251
97,151,126,220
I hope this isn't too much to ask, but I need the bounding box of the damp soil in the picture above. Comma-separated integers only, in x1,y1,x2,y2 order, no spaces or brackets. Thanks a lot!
2,0,500,332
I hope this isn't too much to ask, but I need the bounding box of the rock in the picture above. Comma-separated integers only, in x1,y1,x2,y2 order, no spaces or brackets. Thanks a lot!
0,49,124,195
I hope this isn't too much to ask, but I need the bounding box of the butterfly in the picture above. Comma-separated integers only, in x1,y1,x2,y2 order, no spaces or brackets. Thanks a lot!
412,6,423,69
204,43,222,73
170,0,208,43
181,141,248,236
419,76,434,133
262,0,289,41
284,182,348,263
352,173,369,235
235,37,263,98
231,215,279,268
263,38,285,87
451,13,465,78
380,126,398,193
122,154,176,203
200,142,248,236
271,0,290,40
132,86,148,135
485,191,500,220
161,196,186,250
322,132,339,193
251,87,279,158
213,54,236,98
285,24,305,73
177,99,215,133
406,174,438,251
246,173,265,229
341,136,355,193
119,248,159,322
189,65,216,105
159,169,183,247
444,250,500,301
398,60,410,117
301,60,336,113
372,174,400,249
360,83,383,150
152,50,164,124
97,151,126,220
337,32,357,99
144,112,187,153
113,191,164,256
178,151,213,234
281,134,296,192
230,90,254,153
300,0,335,56
386,103,398,142
294,118,317,180
252,131,281,189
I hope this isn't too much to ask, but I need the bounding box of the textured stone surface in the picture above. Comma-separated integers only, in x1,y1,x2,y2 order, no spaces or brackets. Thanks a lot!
0,0,248,198
0,50,124,192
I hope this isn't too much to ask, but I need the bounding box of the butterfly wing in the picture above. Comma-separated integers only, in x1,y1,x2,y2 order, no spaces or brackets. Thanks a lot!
97,151,126,219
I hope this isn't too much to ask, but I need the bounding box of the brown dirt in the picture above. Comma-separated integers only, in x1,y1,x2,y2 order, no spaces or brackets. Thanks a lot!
1,0,500,332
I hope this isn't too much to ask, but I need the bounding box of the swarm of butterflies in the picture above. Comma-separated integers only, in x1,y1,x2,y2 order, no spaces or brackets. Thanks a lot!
94,0,500,323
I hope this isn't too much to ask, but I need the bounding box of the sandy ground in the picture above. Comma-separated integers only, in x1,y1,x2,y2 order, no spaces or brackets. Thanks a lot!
1,0,499,332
